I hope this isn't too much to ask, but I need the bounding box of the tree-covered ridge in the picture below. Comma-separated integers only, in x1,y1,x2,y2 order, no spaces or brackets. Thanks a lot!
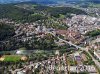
0,4,47,23
0,4,87,23
34,5,87,18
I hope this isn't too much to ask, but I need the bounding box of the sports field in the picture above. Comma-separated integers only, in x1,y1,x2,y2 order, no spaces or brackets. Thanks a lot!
0,55,22,62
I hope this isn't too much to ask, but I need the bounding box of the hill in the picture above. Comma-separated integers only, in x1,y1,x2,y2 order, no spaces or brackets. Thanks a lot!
0,4,87,23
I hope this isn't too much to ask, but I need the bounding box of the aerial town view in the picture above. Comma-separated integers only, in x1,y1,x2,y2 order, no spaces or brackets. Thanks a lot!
0,0,100,74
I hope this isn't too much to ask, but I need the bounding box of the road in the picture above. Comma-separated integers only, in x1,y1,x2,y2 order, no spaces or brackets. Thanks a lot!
47,31,100,70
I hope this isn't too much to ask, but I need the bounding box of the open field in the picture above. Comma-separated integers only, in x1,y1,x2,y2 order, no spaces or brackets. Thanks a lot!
0,55,23,62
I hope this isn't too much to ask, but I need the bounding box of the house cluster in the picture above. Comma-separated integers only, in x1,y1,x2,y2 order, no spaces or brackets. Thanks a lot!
14,23,49,43
65,15,100,34
82,7,100,17
56,29,84,44
69,51,98,74
14,52,98,74
15,24,36,36
0,18,15,24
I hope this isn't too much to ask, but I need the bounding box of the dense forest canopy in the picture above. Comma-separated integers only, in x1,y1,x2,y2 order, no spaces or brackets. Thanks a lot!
0,23,15,41
86,29,100,37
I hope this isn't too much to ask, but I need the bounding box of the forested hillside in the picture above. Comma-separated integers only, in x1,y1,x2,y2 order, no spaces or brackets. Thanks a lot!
0,4,87,23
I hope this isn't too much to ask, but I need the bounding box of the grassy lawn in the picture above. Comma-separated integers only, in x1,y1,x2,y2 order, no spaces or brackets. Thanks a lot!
2,55,22,62
32,4,37,7
68,57,76,66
